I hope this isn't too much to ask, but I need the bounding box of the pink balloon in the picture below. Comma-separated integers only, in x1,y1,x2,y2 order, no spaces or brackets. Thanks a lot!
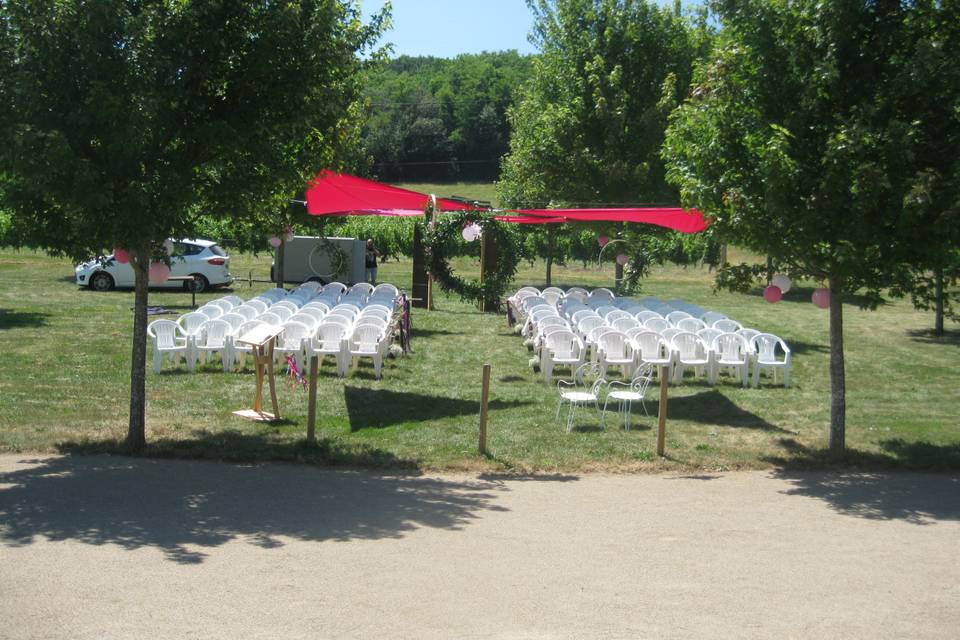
148,262,171,284
114,248,129,264
763,285,782,303
268,236,282,248
812,287,831,309
615,253,629,266
598,235,609,247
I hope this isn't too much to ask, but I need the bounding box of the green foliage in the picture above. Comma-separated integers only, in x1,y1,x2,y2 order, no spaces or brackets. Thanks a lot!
328,216,416,261
426,211,521,308
498,0,711,209
363,52,533,182
0,0,384,260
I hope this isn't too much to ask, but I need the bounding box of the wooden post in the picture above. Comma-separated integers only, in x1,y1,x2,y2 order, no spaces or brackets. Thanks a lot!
656,366,668,456
306,355,318,444
479,363,491,455
411,223,429,309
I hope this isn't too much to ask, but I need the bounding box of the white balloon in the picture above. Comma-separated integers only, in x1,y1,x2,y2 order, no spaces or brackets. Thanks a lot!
772,273,792,294
162,239,174,254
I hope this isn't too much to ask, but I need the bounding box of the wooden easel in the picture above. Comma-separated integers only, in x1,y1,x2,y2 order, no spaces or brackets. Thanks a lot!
233,324,284,422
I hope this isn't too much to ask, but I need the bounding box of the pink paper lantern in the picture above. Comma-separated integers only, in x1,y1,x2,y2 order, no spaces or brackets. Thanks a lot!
812,287,831,309
598,235,609,247
268,236,282,248
763,285,783,303
148,262,171,284
113,248,129,264
615,253,629,266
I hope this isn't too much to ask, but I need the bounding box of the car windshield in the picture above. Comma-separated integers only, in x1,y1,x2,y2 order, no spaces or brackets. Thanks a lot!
209,244,227,257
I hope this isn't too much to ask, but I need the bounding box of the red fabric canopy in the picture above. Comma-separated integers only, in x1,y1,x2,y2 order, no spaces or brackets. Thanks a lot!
306,171,478,216
305,171,708,233
503,208,709,234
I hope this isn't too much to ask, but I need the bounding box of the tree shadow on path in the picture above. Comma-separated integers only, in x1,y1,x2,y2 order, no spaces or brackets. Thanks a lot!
764,438,960,525
0,454,510,565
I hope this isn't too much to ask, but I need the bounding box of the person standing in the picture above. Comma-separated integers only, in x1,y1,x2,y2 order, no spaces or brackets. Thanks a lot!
365,238,381,284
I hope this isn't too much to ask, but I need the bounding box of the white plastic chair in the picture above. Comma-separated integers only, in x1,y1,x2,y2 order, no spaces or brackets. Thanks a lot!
605,310,633,324
677,317,707,333
197,305,223,320
556,362,606,433
269,303,296,320
257,312,284,326
233,305,258,321
195,319,232,371
588,288,616,306
176,312,208,371
571,310,600,326
710,333,750,386
221,295,244,307
635,310,662,324
665,310,693,327
309,323,349,376
566,286,589,298
275,321,311,370
751,333,792,388
564,289,588,303
596,331,636,379
542,290,562,307
585,326,617,362
232,320,265,369
288,312,320,332
631,331,673,379
611,317,639,333
209,299,234,313
345,324,387,379
348,282,373,295
299,307,327,323
322,314,353,332
541,329,586,383
602,363,655,430
713,318,743,333
701,311,727,326
219,312,246,334
302,301,331,314
644,317,669,333
672,331,710,383
245,299,269,315
373,283,399,298
322,282,348,295
147,320,188,373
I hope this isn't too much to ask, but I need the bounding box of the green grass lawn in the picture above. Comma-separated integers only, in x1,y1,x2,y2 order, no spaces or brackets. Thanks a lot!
1,245,958,472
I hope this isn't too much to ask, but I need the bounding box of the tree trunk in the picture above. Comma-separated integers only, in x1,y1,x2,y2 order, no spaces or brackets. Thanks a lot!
544,227,554,286
828,276,846,454
934,265,944,337
766,255,774,282
615,261,624,292
719,243,727,266
126,249,150,453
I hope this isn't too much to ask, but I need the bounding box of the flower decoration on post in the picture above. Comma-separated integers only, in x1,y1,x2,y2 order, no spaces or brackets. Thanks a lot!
268,235,282,248
598,235,609,247
615,253,629,266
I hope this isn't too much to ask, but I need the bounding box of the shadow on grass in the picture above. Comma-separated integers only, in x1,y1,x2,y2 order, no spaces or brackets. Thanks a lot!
411,327,460,338
784,339,829,355
0,450,508,564
763,439,960,524
344,386,532,431
0,309,49,330
661,391,792,433
906,327,960,346
746,286,887,308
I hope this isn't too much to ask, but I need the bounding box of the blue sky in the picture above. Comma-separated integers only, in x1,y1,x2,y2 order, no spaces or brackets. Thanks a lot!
359,0,538,58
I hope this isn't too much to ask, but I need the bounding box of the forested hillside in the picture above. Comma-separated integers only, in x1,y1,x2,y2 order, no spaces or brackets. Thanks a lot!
362,52,532,182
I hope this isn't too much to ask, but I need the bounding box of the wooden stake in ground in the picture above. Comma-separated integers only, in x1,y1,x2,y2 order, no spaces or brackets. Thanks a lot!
656,366,668,456
306,355,318,444
479,363,491,455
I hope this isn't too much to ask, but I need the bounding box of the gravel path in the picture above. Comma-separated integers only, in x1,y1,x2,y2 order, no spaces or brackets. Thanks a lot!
1,455,958,639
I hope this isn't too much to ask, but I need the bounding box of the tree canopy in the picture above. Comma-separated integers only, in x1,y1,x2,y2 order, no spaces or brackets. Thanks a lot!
663,0,960,451
0,0,384,450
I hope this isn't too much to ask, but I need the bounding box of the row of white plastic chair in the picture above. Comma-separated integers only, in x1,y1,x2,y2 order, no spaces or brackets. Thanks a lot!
149,283,402,378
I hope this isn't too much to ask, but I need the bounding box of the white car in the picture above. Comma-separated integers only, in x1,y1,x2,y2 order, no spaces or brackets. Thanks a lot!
75,239,233,293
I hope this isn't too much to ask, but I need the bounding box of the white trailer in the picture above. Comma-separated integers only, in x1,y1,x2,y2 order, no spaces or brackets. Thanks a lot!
274,236,366,285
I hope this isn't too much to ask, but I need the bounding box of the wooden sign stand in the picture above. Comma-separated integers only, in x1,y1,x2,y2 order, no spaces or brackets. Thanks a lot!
233,324,284,422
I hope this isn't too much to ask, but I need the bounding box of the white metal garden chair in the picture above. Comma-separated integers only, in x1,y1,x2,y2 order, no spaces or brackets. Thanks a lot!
709,333,751,386
147,320,188,373
309,323,349,376
556,362,607,433
602,363,655,430
751,333,792,388
596,331,636,379
194,319,233,371
541,329,586,383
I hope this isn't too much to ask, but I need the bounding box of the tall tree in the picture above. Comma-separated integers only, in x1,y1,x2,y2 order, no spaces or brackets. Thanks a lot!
0,0,384,451
662,0,960,452
497,0,711,285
